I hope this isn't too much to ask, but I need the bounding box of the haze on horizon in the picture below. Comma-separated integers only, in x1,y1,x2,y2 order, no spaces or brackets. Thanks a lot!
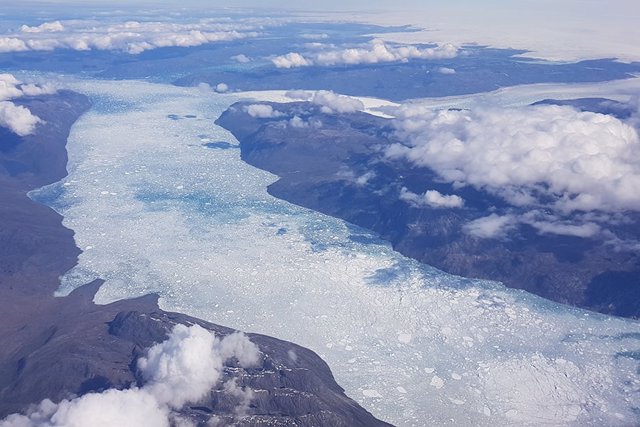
7,0,640,62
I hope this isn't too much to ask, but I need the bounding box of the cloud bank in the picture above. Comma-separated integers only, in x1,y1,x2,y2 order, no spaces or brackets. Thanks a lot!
0,19,259,54
0,73,55,136
272,39,458,68
387,102,640,238
0,324,260,427
389,104,640,214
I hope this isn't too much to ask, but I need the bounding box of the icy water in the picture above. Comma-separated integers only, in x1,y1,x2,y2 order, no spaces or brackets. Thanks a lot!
32,79,640,426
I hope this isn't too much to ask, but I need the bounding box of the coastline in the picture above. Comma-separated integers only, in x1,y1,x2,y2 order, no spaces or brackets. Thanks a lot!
0,91,390,426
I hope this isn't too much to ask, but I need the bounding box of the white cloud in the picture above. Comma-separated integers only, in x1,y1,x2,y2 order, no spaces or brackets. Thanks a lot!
300,33,329,40
389,103,640,239
437,66,456,75
19,83,56,97
530,219,601,238
272,52,312,69
0,102,42,137
245,104,284,118
400,187,464,208
20,21,65,33
337,169,376,186
231,54,251,63
463,210,603,240
0,74,25,100
0,324,261,427
303,42,334,50
214,83,229,93
311,90,364,113
0,74,55,136
519,210,602,238
0,74,56,101
0,19,259,54
215,331,261,368
1,390,169,427
354,171,375,186
223,378,254,417
272,39,458,68
464,214,518,239
138,324,221,409
0,38,29,53
389,104,640,215
289,115,308,128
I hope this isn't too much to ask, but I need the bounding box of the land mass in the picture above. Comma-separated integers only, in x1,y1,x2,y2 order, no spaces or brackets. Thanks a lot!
0,91,390,426
217,99,640,318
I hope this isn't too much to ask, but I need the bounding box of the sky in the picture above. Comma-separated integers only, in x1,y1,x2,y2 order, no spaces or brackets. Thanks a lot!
11,0,640,11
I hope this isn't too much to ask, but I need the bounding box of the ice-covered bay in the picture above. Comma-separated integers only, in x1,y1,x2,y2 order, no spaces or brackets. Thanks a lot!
32,80,640,426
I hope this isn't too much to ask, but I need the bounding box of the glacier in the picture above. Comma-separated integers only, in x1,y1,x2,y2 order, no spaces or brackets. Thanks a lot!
30,79,640,426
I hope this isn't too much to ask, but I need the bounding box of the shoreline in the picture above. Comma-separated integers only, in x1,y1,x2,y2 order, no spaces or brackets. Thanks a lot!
0,91,389,426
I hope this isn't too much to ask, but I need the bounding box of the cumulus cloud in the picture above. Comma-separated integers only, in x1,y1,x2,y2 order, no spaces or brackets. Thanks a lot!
272,39,458,68
0,73,55,136
0,324,261,427
231,54,251,63
20,21,65,33
138,324,220,409
18,83,57,97
1,390,169,427
0,102,42,137
389,104,640,214
311,91,364,114
0,37,29,53
214,83,229,93
272,52,311,69
0,73,25,99
388,103,640,238
437,67,456,75
284,89,365,114
289,116,322,129
245,104,284,118
400,187,464,208
0,19,259,54
0,74,56,100
289,115,308,128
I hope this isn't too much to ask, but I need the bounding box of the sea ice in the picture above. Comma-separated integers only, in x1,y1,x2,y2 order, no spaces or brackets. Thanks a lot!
30,79,640,427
